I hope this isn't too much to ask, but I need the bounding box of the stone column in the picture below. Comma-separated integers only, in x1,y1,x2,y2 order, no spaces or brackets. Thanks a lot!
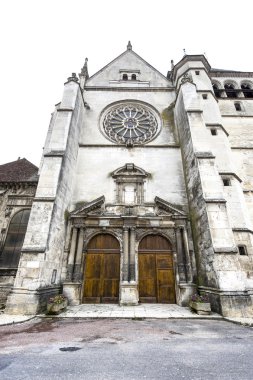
73,227,84,281
182,226,193,283
175,226,187,282
64,222,72,251
123,227,129,282
66,227,78,281
120,226,138,305
129,227,136,282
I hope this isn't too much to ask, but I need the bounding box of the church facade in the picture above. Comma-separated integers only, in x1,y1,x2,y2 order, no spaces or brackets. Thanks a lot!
2,43,253,317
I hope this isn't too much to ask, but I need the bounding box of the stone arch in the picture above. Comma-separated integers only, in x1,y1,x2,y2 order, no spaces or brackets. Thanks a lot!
212,80,222,97
136,229,176,251
84,229,123,252
224,80,239,98
223,79,239,88
240,81,253,98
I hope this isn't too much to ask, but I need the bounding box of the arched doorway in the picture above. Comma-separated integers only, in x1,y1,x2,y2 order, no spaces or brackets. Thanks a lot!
138,234,176,303
82,234,120,303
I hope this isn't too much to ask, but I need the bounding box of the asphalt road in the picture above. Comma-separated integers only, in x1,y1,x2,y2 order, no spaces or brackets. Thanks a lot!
0,318,253,380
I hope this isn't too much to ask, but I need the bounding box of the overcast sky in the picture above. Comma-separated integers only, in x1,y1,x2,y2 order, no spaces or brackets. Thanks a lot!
0,0,252,166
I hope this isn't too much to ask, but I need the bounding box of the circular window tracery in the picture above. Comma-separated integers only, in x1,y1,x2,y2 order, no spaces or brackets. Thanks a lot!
102,103,159,146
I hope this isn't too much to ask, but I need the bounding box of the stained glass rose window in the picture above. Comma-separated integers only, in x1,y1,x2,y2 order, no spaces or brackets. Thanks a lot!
102,103,159,146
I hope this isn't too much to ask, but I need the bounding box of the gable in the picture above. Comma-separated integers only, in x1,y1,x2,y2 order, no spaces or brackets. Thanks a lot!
86,49,171,88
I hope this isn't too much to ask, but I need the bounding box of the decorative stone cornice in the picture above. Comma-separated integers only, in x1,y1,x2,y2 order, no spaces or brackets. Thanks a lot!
210,70,253,78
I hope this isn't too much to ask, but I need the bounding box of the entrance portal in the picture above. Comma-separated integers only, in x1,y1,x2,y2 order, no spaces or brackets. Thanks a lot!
83,234,120,303
138,234,176,303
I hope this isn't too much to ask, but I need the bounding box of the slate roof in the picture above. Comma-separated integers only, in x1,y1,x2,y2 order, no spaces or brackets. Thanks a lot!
0,158,39,183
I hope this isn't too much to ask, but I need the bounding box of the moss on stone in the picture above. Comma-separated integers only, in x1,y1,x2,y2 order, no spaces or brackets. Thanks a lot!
74,201,86,209
64,209,70,221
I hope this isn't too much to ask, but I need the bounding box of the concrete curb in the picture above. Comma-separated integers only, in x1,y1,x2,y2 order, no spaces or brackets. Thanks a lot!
0,314,37,327
224,317,253,327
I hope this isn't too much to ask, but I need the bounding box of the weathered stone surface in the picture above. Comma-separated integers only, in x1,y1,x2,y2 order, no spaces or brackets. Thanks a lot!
1,49,253,318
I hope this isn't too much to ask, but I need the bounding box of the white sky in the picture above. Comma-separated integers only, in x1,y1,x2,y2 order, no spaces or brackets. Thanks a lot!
0,0,252,166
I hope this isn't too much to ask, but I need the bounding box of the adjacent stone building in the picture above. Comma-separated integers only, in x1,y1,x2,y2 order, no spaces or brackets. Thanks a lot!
0,158,38,307
2,43,253,317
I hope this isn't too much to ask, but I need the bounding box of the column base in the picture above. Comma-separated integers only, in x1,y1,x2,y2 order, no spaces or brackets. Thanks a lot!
177,283,196,306
5,286,61,315
63,282,82,305
199,287,253,317
120,282,138,305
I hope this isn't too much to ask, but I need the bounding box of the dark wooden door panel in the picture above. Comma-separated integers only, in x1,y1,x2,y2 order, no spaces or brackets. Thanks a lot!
138,235,176,304
103,254,120,278
157,268,175,303
85,254,102,278
83,234,120,304
139,253,157,302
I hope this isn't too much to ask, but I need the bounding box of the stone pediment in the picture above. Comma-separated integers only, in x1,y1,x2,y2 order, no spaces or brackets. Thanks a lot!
155,197,187,218
71,196,105,217
112,163,149,179
70,195,187,219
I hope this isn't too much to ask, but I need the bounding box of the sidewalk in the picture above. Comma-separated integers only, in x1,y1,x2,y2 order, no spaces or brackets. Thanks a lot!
46,303,223,319
0,311,35,326
1,304,253,326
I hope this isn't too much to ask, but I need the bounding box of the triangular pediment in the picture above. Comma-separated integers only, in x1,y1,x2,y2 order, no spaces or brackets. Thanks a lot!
155,197,187,218
71,196,105,217
86,48,171,88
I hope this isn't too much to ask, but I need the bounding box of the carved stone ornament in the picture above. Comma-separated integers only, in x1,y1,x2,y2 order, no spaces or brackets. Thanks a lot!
102,103,159,146
83,228,123,249
5,206,12,217
181,72,193,84
136,228,176,247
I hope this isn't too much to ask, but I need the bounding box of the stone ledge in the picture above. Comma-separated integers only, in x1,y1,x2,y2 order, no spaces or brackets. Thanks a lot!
33,197,55,202
21,247,46,253
195,151,215,159
232,227,253,235
214,246,238,253
205,198,227,203
219,172,242,183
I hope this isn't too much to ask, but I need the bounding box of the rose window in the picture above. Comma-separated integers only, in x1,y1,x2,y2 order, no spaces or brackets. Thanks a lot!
102,103,158,146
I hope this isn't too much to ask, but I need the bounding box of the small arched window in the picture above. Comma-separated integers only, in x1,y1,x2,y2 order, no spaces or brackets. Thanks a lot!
131,74,137,81
0,209,30,268
122,74,128,81
224,83,237,98
241,83,253,98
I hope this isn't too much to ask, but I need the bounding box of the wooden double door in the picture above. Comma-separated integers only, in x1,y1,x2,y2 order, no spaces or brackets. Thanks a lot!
83,234,120,303
139,235,176,303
